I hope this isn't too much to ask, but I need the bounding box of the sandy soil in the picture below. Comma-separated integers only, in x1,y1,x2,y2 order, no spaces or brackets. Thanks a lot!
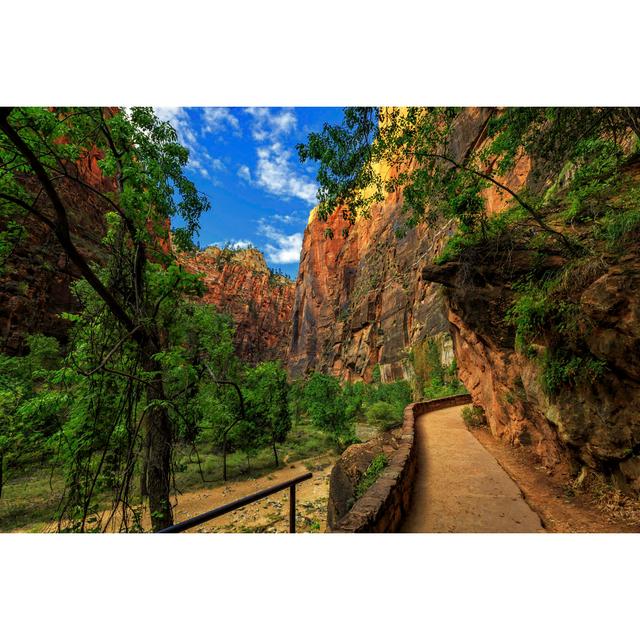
168,453,336,533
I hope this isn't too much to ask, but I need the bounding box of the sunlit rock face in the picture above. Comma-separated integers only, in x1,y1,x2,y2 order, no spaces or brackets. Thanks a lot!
290,106,640,486
178,246,295,363
288,108,499,383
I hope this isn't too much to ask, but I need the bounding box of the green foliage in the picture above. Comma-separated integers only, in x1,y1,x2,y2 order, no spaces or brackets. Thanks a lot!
539,349,606,397
0,106,217,529
411,338,466,400
506,268,609,398
342,380,366,421
296,107,382,224
461,406,487,430
436,205,527,265
364,401,402,431
299,107,640,260
302,373,357,451
561,138,625,223
242,361,292,465
354,453,388,500
0,335,63,496
594,204,640,251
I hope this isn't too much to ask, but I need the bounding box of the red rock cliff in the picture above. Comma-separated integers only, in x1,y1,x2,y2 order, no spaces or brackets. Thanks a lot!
291,106,640,489
178,246,295,363
289,108,516,383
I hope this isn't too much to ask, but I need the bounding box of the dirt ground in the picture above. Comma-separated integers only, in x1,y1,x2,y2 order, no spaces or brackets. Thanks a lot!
29,452,337,534
167,453,336,533
471,427,640,533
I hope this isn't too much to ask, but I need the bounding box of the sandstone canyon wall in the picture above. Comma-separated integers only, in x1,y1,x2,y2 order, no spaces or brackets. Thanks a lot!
178,246,295,362
290,107,640,489
289,107,525,384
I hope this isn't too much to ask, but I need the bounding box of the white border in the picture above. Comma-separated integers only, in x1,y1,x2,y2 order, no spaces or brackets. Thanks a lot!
2,1,639,638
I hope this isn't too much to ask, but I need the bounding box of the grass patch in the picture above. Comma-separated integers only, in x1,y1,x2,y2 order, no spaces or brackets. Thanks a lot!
354,453,388,500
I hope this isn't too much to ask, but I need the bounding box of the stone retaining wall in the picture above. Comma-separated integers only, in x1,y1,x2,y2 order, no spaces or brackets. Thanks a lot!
329,394,471,533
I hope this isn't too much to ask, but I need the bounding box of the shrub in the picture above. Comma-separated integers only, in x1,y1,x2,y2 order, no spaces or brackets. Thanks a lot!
354,453,388,500
303,373,356,451
540,348,606,397
364,401,402,430
462,405,487,429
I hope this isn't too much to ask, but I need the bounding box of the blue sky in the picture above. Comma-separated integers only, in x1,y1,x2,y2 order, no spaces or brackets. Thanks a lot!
153,107,344,278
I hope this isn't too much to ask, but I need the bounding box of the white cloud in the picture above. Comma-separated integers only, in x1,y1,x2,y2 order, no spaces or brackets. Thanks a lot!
272,212,305,225
255,142,317,205
244,107,297,141
153,107,226,180
202,108,240,135
259,220,303,264
211,239,253,250
237,164,252,182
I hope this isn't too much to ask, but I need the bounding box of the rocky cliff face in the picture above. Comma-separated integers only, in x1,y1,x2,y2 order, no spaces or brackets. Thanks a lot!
178,246,295,362
288,200,452,382
291,107,640,490
0,149,111,353
289,108,524,383
424,245,640,488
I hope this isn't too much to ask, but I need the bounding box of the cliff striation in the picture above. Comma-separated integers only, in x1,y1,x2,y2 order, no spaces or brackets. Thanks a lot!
288,108,525,383
178,246,295,362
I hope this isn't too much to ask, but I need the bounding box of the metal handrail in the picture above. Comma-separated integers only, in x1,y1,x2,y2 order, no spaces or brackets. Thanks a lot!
157,472,313,533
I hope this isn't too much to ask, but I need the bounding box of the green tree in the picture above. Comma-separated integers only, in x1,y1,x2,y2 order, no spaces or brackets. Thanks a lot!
0,107,209,530
242,361,291,467
298,107,640,252
0,334,62,499
303,373,355,451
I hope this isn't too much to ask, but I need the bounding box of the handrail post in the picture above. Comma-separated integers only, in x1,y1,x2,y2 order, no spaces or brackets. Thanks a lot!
157,471,312,533
289,484,296,533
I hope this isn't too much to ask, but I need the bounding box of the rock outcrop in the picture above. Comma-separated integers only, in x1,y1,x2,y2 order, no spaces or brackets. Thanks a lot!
424,246,640,485
288,107,525,383
178,246,295,363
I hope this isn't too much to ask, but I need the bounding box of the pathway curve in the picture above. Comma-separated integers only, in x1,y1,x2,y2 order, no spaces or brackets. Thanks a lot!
400,405,544,533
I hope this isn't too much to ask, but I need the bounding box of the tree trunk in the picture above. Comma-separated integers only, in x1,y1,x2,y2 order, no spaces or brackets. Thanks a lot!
140,431,149,499
142,354,173,531
272,441,279,468
222,436,228,482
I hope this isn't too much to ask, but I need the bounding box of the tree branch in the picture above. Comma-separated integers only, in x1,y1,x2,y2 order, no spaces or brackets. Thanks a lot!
430,152,578,253
0,108,145,343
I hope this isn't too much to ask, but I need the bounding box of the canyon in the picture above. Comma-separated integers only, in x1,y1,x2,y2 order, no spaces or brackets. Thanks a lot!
178,245,295,362
1,170,294,363
3,106,639,496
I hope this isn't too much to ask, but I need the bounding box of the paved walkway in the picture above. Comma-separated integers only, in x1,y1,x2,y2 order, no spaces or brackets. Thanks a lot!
400,405,544,533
